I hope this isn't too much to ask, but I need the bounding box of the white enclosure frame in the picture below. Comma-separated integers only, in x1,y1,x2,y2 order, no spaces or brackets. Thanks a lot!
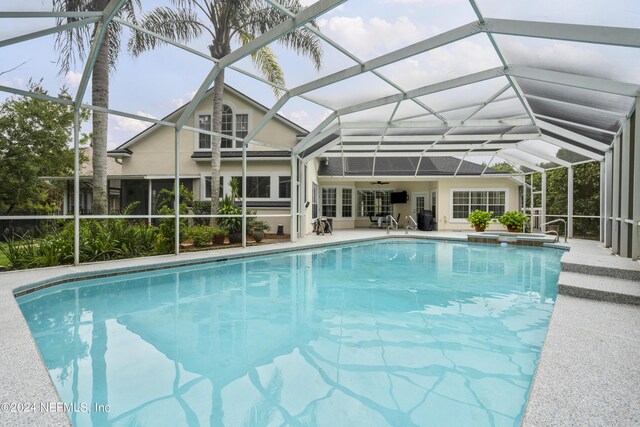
1,0,639,262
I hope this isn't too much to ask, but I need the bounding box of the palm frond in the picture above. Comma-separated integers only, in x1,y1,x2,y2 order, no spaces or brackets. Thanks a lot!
128,7,205,57
239,32,285,97
278,27,323,71
53,0,93,74
240,0,323,71
108,21,122,73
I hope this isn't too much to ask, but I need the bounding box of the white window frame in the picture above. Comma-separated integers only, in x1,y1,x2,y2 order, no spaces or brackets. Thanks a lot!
193,100,252,152
200,172,289,202
355,188,395,220
449,187,509,223
319,185,356,219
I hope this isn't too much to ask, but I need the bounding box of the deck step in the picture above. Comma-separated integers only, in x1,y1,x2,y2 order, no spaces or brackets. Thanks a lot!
557,271,640,305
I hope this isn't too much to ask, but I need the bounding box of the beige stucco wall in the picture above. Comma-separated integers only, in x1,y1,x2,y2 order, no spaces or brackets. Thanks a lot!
118,89,300,177
314,177,521,232
435,177,520,231
114,88,300,234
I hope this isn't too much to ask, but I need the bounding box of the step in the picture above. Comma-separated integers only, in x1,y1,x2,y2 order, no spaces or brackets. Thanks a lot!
562,259,640,282
557,271,640,305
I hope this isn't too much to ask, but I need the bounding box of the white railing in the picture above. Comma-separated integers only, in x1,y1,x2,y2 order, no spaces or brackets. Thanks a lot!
405,215,417,234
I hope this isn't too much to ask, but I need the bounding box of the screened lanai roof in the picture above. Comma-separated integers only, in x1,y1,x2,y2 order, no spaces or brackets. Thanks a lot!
1,0,638,175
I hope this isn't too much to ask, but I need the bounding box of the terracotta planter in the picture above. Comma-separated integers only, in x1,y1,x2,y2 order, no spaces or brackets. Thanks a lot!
474,225,486,232
213,234,225,245
507,226,520,233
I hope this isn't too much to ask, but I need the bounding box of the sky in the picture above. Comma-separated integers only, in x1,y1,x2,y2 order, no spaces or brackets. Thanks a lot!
1,0,639,164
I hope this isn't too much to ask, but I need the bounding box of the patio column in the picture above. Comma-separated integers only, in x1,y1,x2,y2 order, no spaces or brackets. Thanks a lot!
612,134,621,255
300,161,306,237
620,120,631,257
567,166,573,239
290,154,298,243
242,143,247,248
73,108,80,266
541,171,547,233
174,129,180,255
632,102,640,260
604,149,613,248
600,160,605,242
63,181,68,215
529,173,534,231
147,179,152,225
522,175,527,231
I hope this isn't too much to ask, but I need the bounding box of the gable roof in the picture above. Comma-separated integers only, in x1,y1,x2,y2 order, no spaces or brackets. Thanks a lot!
108,84,308,154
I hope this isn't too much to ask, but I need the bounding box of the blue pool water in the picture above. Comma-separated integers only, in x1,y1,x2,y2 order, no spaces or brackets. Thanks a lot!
18,239,563,427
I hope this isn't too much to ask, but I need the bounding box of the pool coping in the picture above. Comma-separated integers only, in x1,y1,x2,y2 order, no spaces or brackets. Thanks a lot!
0,231,568,426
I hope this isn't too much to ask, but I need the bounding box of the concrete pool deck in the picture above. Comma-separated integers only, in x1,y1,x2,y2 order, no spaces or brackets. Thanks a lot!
0,228,638,426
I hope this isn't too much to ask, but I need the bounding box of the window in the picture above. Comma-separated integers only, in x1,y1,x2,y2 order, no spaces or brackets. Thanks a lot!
341,188,352,218
322,188,336,217
197,105,249,150
198,114,211,149
205,176,223,199
357,190,392,217
235,114,248,148
279,176,291,198
233,176,270,198
312,183,318,218
452,189,507,219
221,105,233,148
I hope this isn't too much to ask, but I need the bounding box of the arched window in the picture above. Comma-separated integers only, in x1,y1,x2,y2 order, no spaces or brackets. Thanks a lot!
197,104,249,150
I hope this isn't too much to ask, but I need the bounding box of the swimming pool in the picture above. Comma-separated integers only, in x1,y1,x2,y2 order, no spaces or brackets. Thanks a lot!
18,239,562,426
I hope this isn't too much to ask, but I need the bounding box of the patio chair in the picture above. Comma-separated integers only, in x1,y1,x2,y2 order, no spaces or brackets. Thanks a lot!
369,214,378,228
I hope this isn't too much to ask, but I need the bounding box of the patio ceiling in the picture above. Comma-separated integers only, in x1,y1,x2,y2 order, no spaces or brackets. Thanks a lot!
1,0,638,175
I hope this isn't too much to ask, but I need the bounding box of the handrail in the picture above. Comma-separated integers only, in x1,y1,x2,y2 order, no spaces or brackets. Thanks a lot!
405,215,417,234
542,218,567,243
386,215,398,234
545,229,559,243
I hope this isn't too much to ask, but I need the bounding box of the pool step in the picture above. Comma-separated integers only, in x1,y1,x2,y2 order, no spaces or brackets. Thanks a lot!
561,255,640,282
557,271,640,305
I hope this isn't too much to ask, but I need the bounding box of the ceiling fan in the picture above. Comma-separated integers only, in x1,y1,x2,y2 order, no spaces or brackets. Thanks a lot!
370,180,390,185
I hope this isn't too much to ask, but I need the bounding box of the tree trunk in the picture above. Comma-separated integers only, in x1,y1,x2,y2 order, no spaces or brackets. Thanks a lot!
209,41,229,226
91,23,110,215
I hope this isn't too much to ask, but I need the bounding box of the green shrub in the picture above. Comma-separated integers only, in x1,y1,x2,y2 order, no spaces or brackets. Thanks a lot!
467,210,493,229
188,225,215,248
498,211,529,231
0,216,159,269
155,205,188,254
192,200,211,225
250,219,271,233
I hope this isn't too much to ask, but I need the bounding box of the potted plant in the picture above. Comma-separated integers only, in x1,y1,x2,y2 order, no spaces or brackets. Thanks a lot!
218,196,242,243
212,227,227,245
250,220,271,243
498,211,529,232
467,210,493,232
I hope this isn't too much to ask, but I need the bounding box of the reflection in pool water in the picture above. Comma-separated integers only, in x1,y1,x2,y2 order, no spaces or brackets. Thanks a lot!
18,240,562,426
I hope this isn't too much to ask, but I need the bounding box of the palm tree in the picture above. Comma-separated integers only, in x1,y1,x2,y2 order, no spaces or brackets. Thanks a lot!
54,0,140,214
131,0,322,225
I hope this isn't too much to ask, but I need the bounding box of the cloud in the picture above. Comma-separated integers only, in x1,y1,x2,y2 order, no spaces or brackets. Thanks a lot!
285,108,332,131
64,71,83,91
0,76,26,89
112,111,156,134
380,39,501,89
165,90,197,110
317,15,426,57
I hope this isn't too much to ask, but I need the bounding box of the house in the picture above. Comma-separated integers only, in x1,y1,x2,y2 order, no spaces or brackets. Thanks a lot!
105,85,522,234
107,85,306,232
